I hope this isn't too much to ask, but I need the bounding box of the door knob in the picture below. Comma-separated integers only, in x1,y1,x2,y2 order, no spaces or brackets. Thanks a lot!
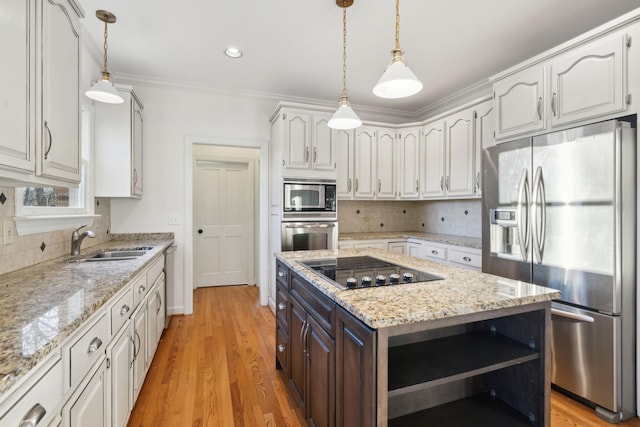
198,229,203,234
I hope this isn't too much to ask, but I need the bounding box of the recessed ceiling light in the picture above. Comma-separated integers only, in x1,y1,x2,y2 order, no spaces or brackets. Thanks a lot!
224,47,243,58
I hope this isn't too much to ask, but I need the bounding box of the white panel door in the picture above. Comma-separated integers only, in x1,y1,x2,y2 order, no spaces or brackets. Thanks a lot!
354,126,376,199
376,128,396,199
195,161,250,286
312,115,335,171
420,121,446,199
446,109,475,197
474,100,495,197
398,128,420,199
335,129,354,199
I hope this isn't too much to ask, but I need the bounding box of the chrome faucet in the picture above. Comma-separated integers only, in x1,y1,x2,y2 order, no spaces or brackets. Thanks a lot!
71,225,96,256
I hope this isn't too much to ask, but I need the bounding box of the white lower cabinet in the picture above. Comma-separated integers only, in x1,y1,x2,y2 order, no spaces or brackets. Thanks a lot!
64,358,107,427
406,240,423,258
106,325,132,427
387,241,406,254
146,283,159,368
132,303,147,402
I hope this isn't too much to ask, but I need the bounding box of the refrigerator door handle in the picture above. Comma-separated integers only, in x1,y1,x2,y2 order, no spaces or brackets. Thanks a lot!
532,166,546,264
551,308,595,323
516,169,530,262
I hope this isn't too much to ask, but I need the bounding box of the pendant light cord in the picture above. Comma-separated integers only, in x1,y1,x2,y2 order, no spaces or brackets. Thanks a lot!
341,1,348,98
103,20,109,74
395,0,400,50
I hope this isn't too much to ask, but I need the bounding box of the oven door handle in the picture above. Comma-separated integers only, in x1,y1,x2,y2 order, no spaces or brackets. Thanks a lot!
283,223,335,229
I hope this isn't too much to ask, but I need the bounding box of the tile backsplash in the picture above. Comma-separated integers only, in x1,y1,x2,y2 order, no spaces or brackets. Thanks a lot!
338,199,481,238
0,187,111,275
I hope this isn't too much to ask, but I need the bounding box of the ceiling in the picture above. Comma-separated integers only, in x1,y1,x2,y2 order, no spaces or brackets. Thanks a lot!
79,0,640,116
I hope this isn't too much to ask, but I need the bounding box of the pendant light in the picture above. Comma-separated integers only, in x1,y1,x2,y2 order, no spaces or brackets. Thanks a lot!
85,10,124,104
328,0,362,130
372,0,422,99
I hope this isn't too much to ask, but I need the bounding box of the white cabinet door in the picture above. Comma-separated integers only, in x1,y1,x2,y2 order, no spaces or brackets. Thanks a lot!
106,325,132,427
550,32,627,128
420,120,446,199
474,101,494,197
445,109,475,198
494,66,546,141
131,99,144,196
398,128,420,199
388,242,406,254
39,0,81,183
146,284,159,368
0,0,35,173
131,304,147,402
283,111,311,170
354,126,376,199
407,241,423,258
66,359,106,427
335,129,354,199
312,115,335,171
376,128,396,199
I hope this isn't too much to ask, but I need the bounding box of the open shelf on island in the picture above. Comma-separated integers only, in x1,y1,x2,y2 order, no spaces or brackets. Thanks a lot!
388,393,534,427
388,330,539,394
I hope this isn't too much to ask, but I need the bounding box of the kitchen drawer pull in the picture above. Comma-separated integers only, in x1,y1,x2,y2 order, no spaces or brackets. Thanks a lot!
138,285,146,294
463,256,472,262
431,250,439,255
120,304,131,316
19,403,46,427
551,308,595,323
415,179,419,193
43,121,53,160
355,178,359,192
347,178,352,192
537,97,542,120
440,176,444,191
551,92,557,116
277,344,286,353
377,179,381,192
313,147,317,163
156,292,162,313
278,270,285,278
305,147,309,162
87,337,103,354
278,302,286,311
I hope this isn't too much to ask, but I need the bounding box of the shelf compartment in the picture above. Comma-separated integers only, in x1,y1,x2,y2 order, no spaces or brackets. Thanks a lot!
388,393,534,427
388,330,539,394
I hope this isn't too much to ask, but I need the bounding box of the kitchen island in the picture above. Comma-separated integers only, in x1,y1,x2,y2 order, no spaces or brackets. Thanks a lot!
275,248,560,427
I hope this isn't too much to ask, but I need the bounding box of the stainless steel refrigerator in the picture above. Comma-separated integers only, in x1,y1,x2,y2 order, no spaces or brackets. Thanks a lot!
482,119,636,422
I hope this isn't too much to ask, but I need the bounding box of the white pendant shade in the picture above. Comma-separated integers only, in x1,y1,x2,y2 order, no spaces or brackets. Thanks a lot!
328,100,362,130
86,77,124,104
373,59,423,99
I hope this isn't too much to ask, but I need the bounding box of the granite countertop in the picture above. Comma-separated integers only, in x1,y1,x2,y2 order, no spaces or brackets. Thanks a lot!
339,231,482,250
0,237,174,397
276,248,560,330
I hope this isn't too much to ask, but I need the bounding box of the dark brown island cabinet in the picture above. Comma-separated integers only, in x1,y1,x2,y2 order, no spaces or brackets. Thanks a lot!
275,260,551,427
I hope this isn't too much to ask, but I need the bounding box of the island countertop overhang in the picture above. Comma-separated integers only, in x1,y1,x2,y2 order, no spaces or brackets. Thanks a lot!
275,248,561,329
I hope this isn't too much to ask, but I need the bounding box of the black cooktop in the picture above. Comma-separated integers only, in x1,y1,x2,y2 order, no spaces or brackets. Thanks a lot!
299,256,442,290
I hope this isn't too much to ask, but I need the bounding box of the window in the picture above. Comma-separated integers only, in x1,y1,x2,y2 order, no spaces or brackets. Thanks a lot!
14,109,99,235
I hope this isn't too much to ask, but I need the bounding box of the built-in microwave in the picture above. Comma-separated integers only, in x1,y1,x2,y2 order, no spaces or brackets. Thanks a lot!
283,178,337,221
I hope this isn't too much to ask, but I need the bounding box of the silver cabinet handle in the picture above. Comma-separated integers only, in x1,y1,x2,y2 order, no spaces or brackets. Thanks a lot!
156,292,162,314
313,147,317,163
43,121,53,160
463,256,472,262
129,335,137,367
133,169,139,186
537,97,542,120
355,178,359,192
277,344,286,353
305,146,309,162
299,320,306,353
415,179,419,193
551,308,594,323
19,403,46,427
278,302,286,311
87,337,103,354
476,172,480,190
347,178,352,192
139,285,146,294
277,270,285,278
432,250,438,255
440,176,444,191
445,176,450,191
377,179,381,192
120,304,130,316
551,92,557,116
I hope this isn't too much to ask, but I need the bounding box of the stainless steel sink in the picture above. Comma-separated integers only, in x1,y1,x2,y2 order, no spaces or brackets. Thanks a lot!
70,247,153,263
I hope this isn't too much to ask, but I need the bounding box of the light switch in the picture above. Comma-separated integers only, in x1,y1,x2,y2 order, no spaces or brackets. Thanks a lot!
168,215,180,225
3,221,15,245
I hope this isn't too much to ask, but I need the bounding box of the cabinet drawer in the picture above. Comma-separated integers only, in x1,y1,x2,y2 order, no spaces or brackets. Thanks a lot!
276,323,289,375
423,244,446,261
110,286,133,334
0,357,62,427
276,261,289,288
276,283,289,329
132,274,150,309
69,313,109,387
448,249,482,269
290,272,335,335
147,256,164,285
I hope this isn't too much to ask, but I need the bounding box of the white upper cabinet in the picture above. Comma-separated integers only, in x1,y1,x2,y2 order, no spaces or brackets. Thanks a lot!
420,120,446,199
280,109,336,178
397,127,420,199
95,86,144,198
549,32,627,127
0,0,35,173
494,66,546,141
375,127,396,199
354,126,376,199
474,100,495,197
335,129,355,199
0,0,82,186
38,0,82,183
445,108,475,198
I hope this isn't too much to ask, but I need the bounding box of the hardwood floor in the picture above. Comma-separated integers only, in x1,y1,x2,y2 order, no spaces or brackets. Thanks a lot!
128,286,640,427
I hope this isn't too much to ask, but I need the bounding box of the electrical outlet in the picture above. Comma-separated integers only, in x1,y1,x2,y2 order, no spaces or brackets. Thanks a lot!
168,215,180,225
3,221,15,245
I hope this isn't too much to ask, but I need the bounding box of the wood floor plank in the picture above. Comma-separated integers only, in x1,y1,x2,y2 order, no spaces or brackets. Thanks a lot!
128,285,640,427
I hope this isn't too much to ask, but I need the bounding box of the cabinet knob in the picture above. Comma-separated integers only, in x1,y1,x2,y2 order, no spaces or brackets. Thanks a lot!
432,250,438,255
120,304,130,316
139,285,146,294
277,344,286,353
463,256,472,262
278,302,286,311
278,271,285,278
